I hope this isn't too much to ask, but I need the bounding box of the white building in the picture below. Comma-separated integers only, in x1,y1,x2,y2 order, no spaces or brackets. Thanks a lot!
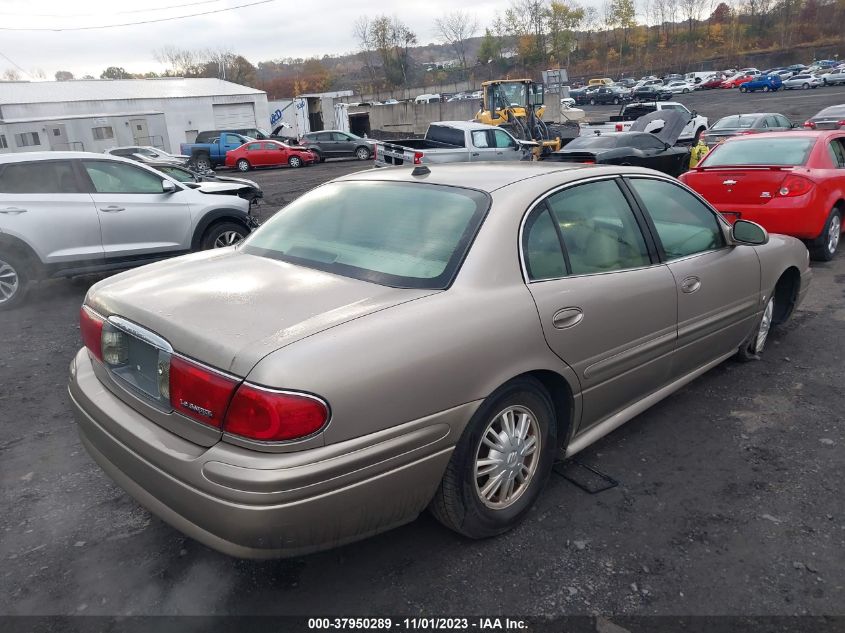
0,78,269,155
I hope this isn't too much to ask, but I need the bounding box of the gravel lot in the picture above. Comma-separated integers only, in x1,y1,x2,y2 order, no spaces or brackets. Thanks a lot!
1,87,844,619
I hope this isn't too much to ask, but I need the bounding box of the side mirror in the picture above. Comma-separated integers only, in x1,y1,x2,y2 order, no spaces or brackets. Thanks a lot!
732,219,768,245
162,180,177,194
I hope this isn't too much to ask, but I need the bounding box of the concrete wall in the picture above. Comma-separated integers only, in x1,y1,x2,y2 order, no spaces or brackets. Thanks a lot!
344,80,479,104
361,100,480,137
1,93,269,153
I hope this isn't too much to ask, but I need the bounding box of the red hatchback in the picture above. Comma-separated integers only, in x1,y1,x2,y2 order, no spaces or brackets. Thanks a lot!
225,140,316,172
679,131,845,260
721,74,753,89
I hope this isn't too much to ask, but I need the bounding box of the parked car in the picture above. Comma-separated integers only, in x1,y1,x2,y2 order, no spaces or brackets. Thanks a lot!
374,121,533,166
664,80,695,94
571,85,601,105
702,113,794,147
803,104,845,130
224,140,316,171
582,101,708,143
820,69,845,86
740,74,783,92
782,74,822,90
69,161,810,558
0,152,257,309
548,117,690,177
700,74,728,89
147,162,263,205
632,85,673,101
105,146,189,163
663,73,684,83
414,93,441,104
680,131,845,260
298,130,375,162
721,74,754,89
587,77,614,86
586,86,632,105
180,132,254,171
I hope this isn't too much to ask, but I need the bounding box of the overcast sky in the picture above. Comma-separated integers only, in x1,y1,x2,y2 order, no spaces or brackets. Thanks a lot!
0,0,537,80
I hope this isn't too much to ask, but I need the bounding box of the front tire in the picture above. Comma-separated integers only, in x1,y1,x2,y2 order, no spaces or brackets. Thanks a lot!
589,98,596,105
739,86,747,93
288,156,302,168
236,159,250,172
737,295,774,361
201,221,248,250
811,207,842,261
803,83,810,89
762,85,770,92
0,254,29,311
429,377,557,539
355,146,371,160
683,88,690,94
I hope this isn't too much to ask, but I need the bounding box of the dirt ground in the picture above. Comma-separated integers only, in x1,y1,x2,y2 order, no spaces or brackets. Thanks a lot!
1,88,844,620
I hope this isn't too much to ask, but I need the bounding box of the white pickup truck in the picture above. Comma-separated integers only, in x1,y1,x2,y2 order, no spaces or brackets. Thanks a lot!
373,121,532,167
582,102,708,143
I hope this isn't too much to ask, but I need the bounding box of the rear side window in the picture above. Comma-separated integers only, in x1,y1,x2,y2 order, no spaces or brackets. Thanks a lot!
0,160,82,193
828,139,845,168
242,181,489,289
523,210,567,281
628,178,724,260
247,143,262,150
83,161,165,194
427,126,466,147
702,137,815,166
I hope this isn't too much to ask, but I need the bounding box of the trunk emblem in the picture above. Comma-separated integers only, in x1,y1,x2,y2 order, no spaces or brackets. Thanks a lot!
760,191,772,198
722,179,737,185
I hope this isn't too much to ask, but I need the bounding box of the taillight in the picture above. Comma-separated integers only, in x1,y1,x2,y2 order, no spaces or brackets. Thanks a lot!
839,120,845,128
615,123,623,132
80,306,104,361
778,175,814,197
803,120,816,129
413,152,423,165
581,160,596,164
169,356,238,428
224,385,329,441
373,144,377,160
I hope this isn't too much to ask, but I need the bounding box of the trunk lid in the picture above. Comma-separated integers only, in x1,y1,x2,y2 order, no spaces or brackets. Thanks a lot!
683,166,793,206
86,248,436,377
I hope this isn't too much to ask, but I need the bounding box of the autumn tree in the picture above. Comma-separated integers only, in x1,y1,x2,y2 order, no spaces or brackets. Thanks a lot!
100,66,130,79
434,11,479,68
361,15,417,87
546,1,585,66
477,28,504,64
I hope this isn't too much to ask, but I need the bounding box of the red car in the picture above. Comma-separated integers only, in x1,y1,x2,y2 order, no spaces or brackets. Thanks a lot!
679,131,845,260
225,140,316,171
700,75,726,89
720,74,753,89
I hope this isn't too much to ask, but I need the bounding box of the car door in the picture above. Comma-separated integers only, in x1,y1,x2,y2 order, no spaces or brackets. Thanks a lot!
491,129,522,161
469,130,499,161
0,159,103,265
522,177,678,428
316,132,336,156
332,132,356,156
81,159,192,259
626,177,761,377
262,142,285,166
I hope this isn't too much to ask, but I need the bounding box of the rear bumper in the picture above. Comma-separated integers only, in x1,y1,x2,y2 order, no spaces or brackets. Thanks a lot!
69,349,463,558
712,199,828,240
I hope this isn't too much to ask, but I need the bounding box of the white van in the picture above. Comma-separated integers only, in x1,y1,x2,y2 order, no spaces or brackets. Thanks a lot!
685,71,716,85
414,94,441,104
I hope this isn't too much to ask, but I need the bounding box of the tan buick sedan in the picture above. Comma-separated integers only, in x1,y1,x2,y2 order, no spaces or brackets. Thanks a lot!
69,163,811,558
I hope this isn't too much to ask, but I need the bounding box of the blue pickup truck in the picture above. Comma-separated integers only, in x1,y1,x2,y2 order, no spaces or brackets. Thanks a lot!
180,132,252,170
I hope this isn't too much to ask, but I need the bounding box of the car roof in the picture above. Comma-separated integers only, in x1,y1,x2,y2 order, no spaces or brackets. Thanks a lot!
720,130,838,142
336,162,660,193
813,105,845,117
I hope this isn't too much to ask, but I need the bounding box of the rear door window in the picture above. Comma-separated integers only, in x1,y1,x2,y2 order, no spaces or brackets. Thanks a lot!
0,160,83,194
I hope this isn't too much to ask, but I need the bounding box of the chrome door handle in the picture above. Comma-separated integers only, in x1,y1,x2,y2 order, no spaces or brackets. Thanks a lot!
100,206,125,213
0,207,27,214
552,307,584,329
681,276,701,293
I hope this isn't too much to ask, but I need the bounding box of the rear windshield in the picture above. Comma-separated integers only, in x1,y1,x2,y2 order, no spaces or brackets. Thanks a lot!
701,137,815,167
815,106,845,119
712,115,757,130
427,125,466,147
242,181,490,289
566,135,618,149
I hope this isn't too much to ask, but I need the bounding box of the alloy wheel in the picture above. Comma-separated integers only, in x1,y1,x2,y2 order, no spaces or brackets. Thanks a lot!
213,231,244,248
237,160,250,172
356,147,370,160
474,405,541,509
828,213,841,255
754,297,774,354
289,157,301,168
0,259,19,304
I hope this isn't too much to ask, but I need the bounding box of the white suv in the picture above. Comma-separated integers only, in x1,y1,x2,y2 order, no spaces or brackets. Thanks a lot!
0,152,257,309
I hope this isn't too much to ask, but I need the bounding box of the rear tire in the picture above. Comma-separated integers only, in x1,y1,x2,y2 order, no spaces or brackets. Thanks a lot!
589,98,596,105
236,158,250,172
193,154,212,171
803,83,810,89
0,254,29,311
762,86,770,92
201,221,248,250
355,146,371,160
810,207,842,261
739,86,747,93
429,377,557,539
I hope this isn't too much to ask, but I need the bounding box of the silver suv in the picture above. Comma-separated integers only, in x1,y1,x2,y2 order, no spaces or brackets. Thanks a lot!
0,152,257,310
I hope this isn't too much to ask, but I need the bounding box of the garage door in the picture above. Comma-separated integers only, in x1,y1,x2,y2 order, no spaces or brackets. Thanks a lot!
212,103,256,129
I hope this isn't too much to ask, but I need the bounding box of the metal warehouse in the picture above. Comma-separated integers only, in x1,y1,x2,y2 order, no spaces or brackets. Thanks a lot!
0,78,269,155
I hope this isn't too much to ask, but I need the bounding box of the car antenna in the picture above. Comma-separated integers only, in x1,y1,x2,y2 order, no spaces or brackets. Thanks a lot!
412,165,431,177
